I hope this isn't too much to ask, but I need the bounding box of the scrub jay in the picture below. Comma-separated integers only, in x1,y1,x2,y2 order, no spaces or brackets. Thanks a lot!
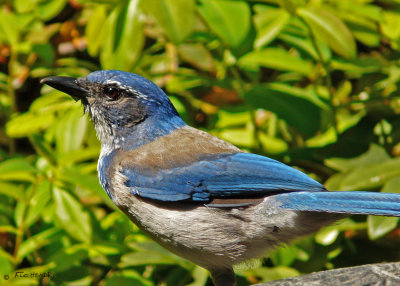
41,70,400,286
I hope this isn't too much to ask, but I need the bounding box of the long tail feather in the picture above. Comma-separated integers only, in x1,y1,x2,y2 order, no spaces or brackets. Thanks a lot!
276,191,400,217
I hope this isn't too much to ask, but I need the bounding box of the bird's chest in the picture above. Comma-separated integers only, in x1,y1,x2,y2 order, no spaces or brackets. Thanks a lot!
98,146,117,199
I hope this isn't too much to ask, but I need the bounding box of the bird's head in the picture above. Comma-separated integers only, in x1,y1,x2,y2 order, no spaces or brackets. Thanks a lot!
41,70,185,149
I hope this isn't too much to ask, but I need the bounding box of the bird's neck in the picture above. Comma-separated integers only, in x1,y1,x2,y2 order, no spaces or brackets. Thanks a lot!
96,113,187,151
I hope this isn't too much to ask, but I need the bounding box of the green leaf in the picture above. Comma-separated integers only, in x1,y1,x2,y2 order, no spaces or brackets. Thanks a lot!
105,270,152,286
17,228,60,261
30,134,57,166
325,144,389,172
59,167,115,209
368,216,399,240
340,158,400,190
55,108,87,153
0,158,36,182
53,187,92,243
121,241,190,269
342,14,380,47
142,0,195,43
35,0,67,21
48,245,89,272
0,182,23,200
0,10,19,45
239,48,314,75
186,266,209,286
245,266,300,282
381,11,400,42
297,7,356,59
6,111,55,138
0,255,12,277
271,245,298,266
315,228,339,245
243,84,322,136
381,177,400,194
100,0,145,70
279,31,332,62
254,7,290,49
198,0,251,48
178,43,214,71
57,147,100,167
25,180,51,228
86,5,108,57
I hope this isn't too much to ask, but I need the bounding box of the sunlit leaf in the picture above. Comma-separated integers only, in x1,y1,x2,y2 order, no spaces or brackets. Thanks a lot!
245,266,300,283
239,48,314,75
100,0,144,70
0,158,36,182
254,7,290,49
86,5,108,57
243,84,322,136
198,0,251,48
297,7,356,59
105,270,152,286
53,187,92,243
59,167,115,209
25,180,51,228
55,108,88,153
339,158,400,190
35,0,67,21
142,0,195,43
48,245,89,272
315,228,339,245
17,228,60,261
0,10,19,45
325,144,389,172
368,215,399,240
178,43,214,71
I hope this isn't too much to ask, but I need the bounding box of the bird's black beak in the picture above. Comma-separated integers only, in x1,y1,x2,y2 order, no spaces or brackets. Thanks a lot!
40,76,89,102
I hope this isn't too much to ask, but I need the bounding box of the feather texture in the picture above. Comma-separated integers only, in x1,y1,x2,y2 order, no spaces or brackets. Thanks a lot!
276,191,400,216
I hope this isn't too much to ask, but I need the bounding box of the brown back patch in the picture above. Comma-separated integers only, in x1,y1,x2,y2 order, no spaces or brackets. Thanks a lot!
117,126,241,171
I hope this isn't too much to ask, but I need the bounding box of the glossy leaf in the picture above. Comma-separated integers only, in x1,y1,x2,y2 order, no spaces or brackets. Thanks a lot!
0,10,19,45
25,180,51,227
48,246,89,272
243,84,322,136
0,158,36,182
17,228,60,261
254,7,290,49
325,144,389,172
55,107,87,153
297,7,356,59
86,5,108,57
105,270,152,286
339,158,400,190
142,0,195,43
59,167,115,209
198,0,251,48
100,0,144,70
239,48,314,75
178,43,214,71
53,187,92,243
368,215,399,240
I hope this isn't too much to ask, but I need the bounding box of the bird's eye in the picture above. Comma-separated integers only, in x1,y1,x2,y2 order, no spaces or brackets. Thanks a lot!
103,86,119,100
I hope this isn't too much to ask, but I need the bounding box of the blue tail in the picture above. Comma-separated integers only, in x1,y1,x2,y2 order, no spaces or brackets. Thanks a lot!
276,191,400,217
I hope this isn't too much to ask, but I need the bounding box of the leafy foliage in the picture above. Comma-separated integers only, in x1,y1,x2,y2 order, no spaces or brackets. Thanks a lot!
0,0,400,285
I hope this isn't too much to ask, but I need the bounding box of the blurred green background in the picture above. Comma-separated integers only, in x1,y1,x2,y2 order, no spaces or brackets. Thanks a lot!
0,0,400,285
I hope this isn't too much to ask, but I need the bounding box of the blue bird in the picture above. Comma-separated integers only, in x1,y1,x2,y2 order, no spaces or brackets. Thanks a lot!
41,70,400,286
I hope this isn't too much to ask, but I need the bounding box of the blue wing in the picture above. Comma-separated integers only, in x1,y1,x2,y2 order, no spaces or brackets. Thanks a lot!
122,152,325,202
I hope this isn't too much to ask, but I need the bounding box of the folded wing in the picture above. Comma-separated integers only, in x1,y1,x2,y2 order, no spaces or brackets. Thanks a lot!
122,152,325,202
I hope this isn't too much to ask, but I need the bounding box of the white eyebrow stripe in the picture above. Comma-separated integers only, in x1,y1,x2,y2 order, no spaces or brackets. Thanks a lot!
103,80,151,101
